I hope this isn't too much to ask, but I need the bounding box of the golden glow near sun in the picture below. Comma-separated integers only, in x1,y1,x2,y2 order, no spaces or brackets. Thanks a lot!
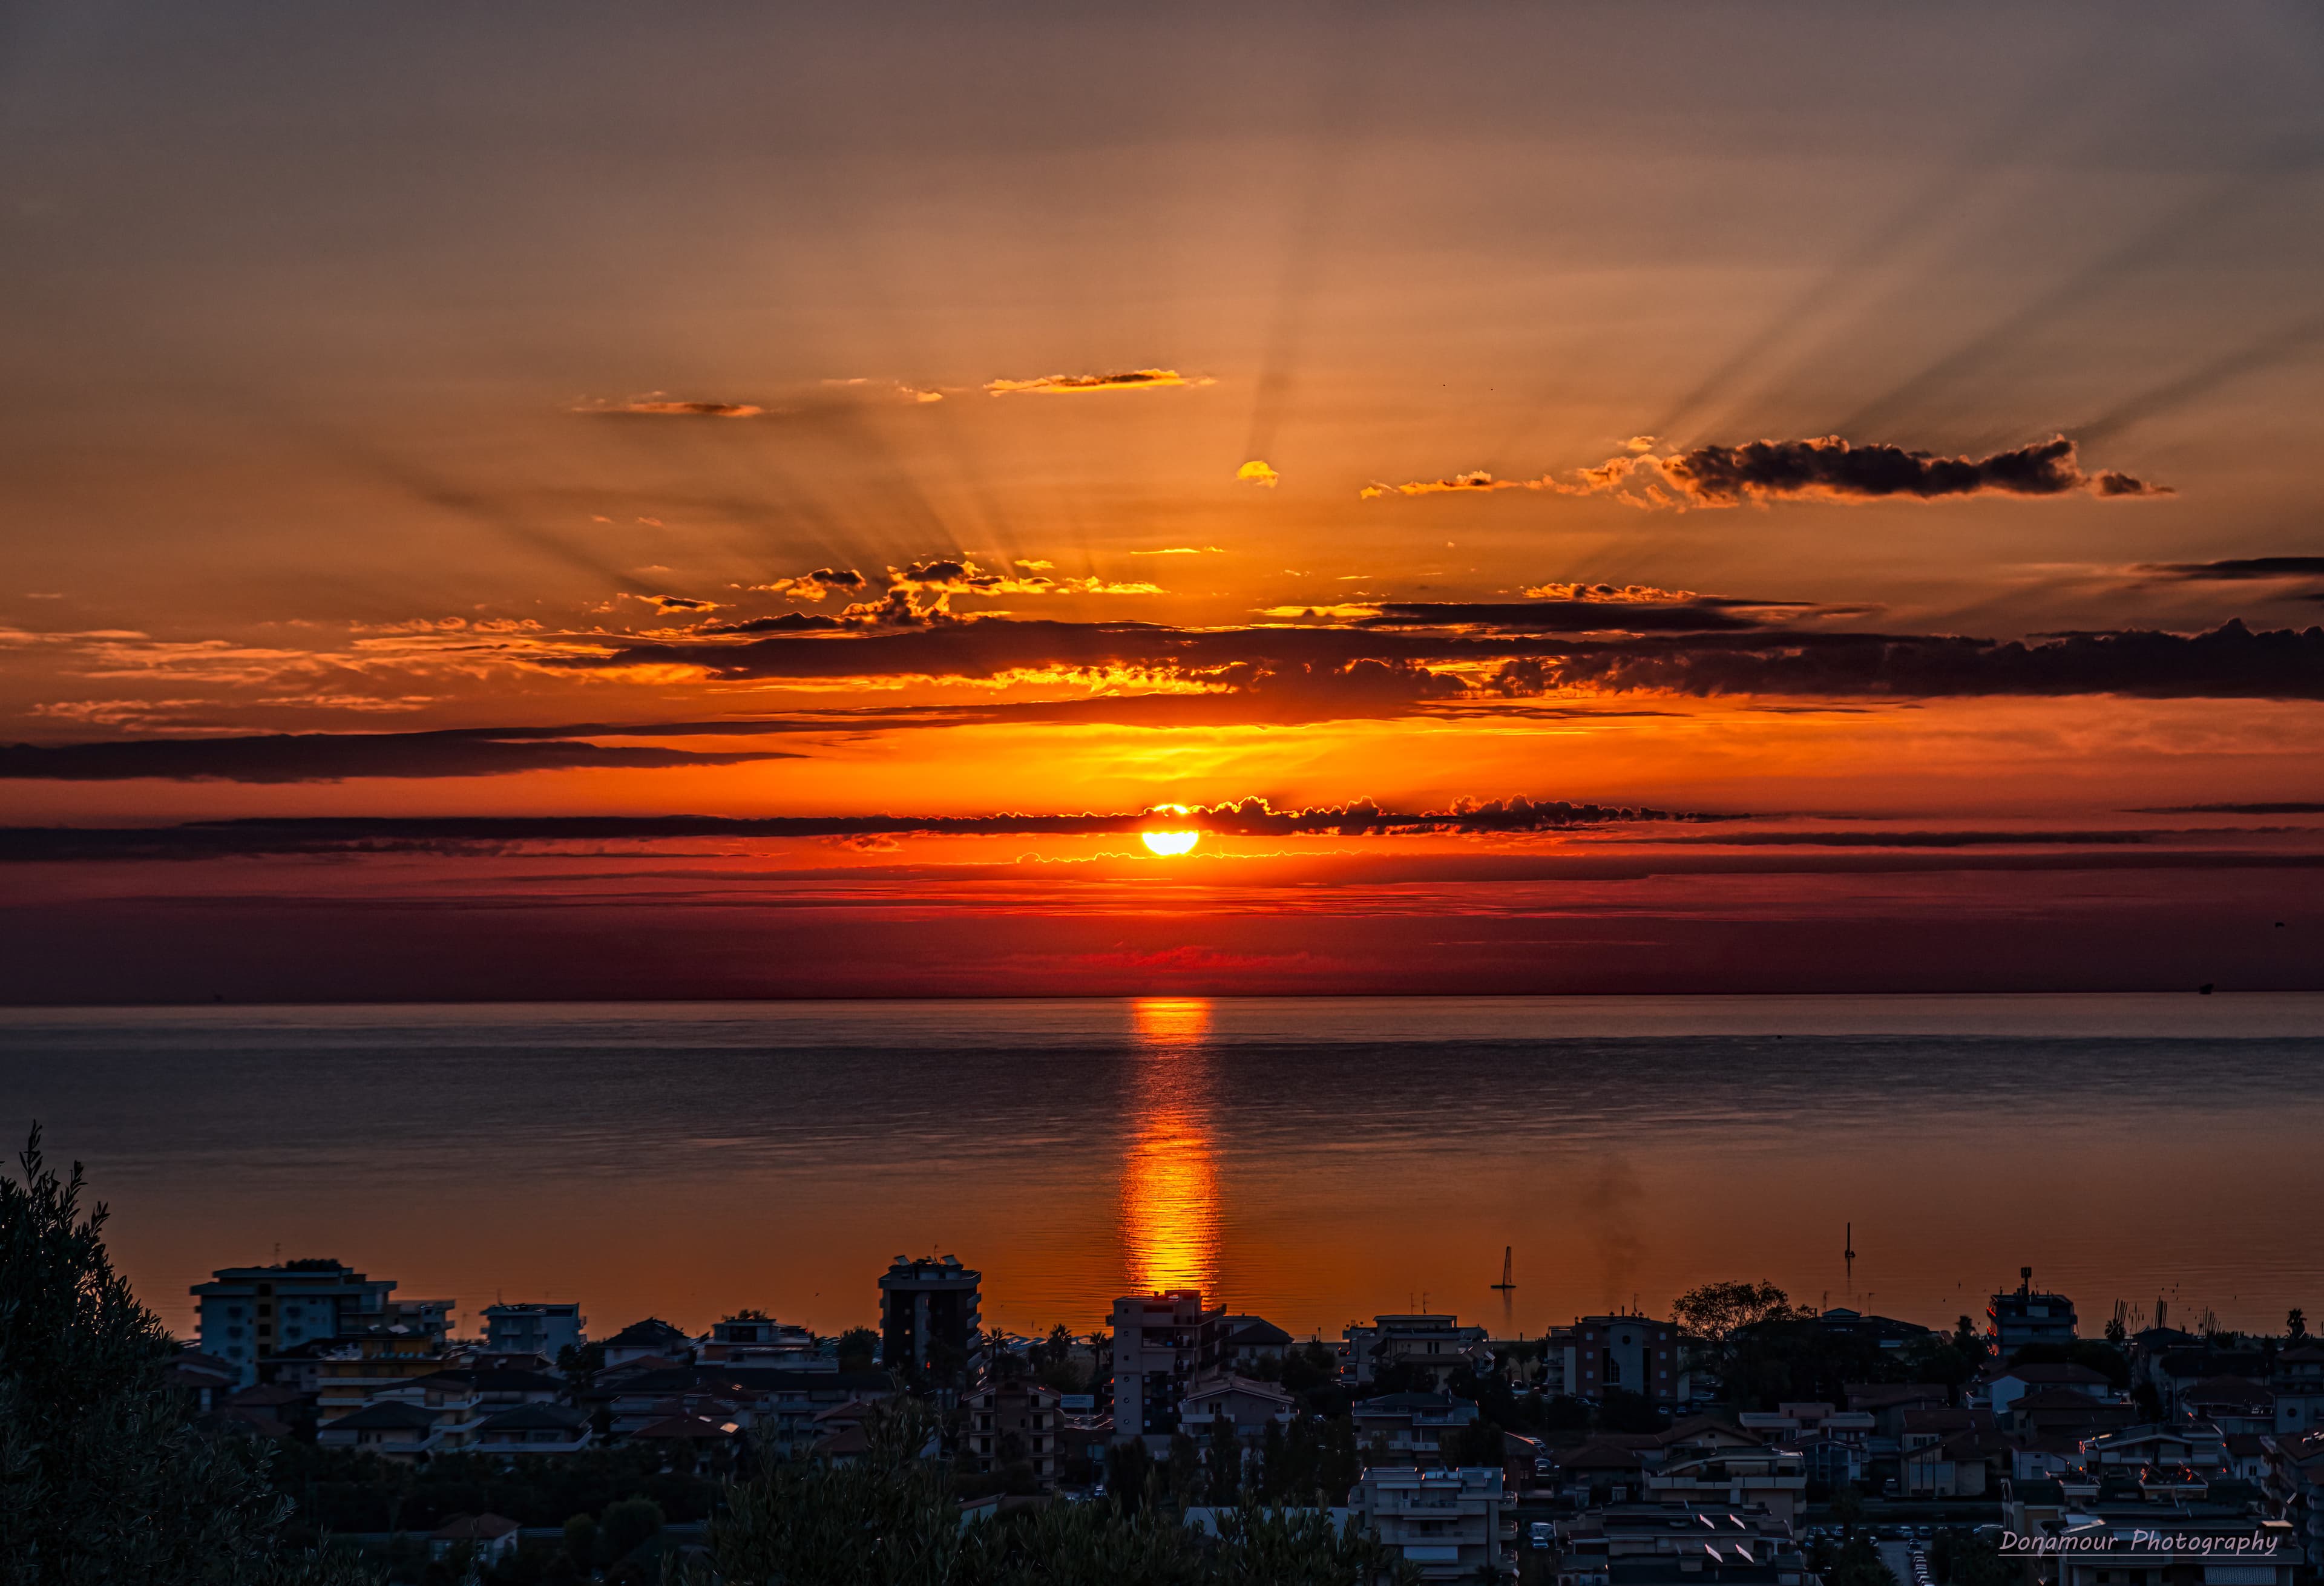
1141,830,1200,856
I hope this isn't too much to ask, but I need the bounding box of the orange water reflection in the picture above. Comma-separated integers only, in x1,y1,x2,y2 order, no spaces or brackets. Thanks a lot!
1121,998,1220,1296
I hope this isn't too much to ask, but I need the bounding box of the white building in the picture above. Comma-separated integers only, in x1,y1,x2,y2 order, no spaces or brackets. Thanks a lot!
1112,1289,1222,1445
1352,1465,1511,1580
481,1302,584,1360
191,1260,396,1386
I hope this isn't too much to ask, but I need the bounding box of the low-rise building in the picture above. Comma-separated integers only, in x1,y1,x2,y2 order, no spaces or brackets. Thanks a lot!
701,1312,826,1370
2260,1427,2324,1571
313,1334,454,1424
428,1515,521,1565
317,1400,445,1461
1352,1464,1510,1581
602,1317,694,1369
1341,1314,1494,1390
1549,1317,1682,1407
1218,1317,1294,1371
1644,1447,1808,1522
1988,1269,2077,1356
2272,1343,2324,1432
2070,1422,2229,1499
2182,1376,2278,1435
597,1365,894,1449
1183,1375,1298,1444
481,1302,585,1361
473,1402,593,1457
1554,1501,1807,1586
1982,1361,2113,1417
1350,1391,1480,1462
964,1379,1063,1482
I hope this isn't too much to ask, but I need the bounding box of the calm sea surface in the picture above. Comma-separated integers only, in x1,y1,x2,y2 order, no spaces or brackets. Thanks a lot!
1,995,2317,1343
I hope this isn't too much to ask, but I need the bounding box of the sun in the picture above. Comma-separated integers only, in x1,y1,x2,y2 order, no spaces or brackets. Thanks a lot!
1141,830,1200,856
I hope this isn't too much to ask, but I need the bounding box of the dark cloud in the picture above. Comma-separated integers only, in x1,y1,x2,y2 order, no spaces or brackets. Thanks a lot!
1351,599,1784,633
756,568,870,602
1663,435,2168,503
0,728,805,784
1541,619,2324,701
568,610,2324,702
1362,436,2168,507
577,398,766,418
2138,557,2324,581
0,796,1712,863
1661,830,2161,847
698,612,847,634
2135,802,2324,814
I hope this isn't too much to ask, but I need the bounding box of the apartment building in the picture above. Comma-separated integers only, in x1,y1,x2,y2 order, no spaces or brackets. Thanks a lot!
1111,1289,1221,1444
480,1302,584,1360
1352,1464,1511,1580
1549,1316,1682,1407
191,1259,396,1386
879,1254,983,1380
1988,1268,2078,1355
964,1378,1063,1481
1339,1314,1494,1389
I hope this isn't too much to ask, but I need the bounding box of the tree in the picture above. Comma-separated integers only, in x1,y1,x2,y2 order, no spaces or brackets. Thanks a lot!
0,1126,376,1586
1672,1281,1796,1343
2007,1340,2130,1389
559,1514,599,1573
1826,1534,1896,1586
682,1409,1419,1586
1445,1418,1507,1470
1597,1388,1669,1434
1206,1414,1244,1502
1931,1531,2011,1586
2290,1308,2308,1342
1167,1432,1203,1502
1109,1436,1156,1513
1830,1483,1866,1536
598,1497,662,1565
836,1326,880,1372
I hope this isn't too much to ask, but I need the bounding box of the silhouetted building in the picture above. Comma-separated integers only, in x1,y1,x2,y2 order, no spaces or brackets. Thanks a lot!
481,1302,583,1360
1339,1314,1494,1389
879,1254,982,1380
1988,1268,2076,1355
1548,1316,1681,1407
191,1259,396,1386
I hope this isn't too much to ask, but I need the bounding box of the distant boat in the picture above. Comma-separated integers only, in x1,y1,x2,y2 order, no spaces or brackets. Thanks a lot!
1492,1245,1516,1290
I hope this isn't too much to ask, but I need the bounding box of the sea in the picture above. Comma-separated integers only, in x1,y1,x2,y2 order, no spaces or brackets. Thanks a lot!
1,994,2317,1345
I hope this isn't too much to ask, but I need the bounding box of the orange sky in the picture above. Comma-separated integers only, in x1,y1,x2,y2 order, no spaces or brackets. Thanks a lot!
3,4,2322,997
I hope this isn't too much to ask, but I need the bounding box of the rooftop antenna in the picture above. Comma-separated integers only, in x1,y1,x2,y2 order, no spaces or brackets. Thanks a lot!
1493,1247,1515,1291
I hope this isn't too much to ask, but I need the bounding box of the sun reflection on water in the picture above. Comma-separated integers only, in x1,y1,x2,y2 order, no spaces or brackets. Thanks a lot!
1121,998,1220,1296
